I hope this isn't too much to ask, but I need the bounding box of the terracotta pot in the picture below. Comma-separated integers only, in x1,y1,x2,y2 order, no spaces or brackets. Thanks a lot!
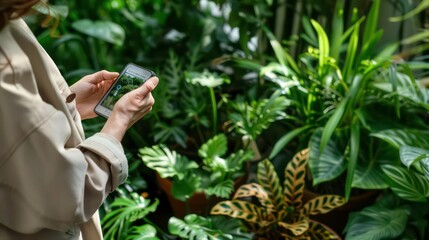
156,171,248,218
303,189,380,236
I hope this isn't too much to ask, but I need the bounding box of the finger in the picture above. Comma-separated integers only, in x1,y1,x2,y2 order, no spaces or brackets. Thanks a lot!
134,77,159,99
100,70,120,81
88,70,119,84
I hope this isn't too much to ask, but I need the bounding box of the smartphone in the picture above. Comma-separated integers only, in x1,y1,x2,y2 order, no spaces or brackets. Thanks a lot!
94,63,156,118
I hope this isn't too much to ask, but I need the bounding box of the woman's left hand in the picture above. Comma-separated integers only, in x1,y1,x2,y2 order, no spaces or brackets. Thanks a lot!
70,70,119,119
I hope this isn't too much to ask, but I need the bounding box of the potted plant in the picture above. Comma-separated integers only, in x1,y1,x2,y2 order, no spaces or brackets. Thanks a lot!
140,66,289,218
210,148,345,239
139,133,253,217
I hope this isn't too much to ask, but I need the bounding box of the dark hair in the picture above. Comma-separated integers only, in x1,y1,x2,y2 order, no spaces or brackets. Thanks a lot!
0,0,41,30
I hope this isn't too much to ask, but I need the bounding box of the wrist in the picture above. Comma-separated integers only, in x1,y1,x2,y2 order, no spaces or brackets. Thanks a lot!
101,115,128,142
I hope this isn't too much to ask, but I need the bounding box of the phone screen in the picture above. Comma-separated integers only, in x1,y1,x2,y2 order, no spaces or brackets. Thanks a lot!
100,65,153,111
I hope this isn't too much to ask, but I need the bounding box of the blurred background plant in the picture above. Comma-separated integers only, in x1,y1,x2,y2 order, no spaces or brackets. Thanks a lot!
26,0,429,239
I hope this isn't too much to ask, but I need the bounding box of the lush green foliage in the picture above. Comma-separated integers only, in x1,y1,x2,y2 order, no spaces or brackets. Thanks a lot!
345,192,429,240
139,134,253,201
101,191,159,239
168,214,251,240
260,0,429,204
27,0,429,239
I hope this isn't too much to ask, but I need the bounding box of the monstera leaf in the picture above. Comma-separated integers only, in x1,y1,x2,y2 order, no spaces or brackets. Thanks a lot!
139,145,198,180
72,19,125,46
168,215,251,240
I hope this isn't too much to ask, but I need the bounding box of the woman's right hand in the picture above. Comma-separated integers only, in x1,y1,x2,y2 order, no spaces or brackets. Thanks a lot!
101,76,159,141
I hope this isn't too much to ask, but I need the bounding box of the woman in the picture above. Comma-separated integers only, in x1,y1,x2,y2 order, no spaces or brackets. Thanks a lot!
0,1,159,239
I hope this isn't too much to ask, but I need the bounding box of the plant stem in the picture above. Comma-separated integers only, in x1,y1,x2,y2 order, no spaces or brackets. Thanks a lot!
193,115,205,144
209,87,217,135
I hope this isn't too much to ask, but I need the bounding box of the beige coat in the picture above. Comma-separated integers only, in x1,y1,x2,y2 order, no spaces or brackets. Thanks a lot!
0,19,128,239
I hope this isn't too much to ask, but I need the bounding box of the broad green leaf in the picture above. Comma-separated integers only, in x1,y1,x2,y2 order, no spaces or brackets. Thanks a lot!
139,145,198,179
210,216,253,240
345,206,408,240
225,150,253,172
168,214,233,240
309,128,347,185
352,141,395,189
172,174,201,201
371,129,429,149
71,19,125,46
33,3,69,18
126,225,160,240
205,179,234,198
102,194,159,239
381,164,429,202
400,146,429,177
199,134,227,163
186,70,230,88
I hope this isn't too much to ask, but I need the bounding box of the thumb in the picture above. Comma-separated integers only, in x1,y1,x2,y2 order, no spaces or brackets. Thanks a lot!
134,77,159,99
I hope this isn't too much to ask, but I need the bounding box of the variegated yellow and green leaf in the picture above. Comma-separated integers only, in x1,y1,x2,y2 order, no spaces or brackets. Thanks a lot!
301,195,346,216
258,159,285,212
278,218,309,236
284,148,309,209
210,200,274,226
233,183,274,212
307,220,340,240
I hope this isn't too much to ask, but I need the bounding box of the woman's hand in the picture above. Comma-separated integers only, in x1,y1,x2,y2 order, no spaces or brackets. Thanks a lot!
70,70,119,120
101,76,159,141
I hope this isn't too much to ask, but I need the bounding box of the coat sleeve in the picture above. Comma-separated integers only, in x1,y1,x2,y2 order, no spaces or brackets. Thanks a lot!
0,73,128,235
